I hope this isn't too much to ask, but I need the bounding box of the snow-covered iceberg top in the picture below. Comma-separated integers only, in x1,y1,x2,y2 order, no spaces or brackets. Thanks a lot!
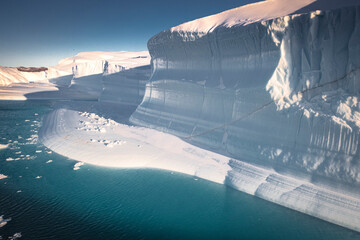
0,51,150,86
53,51,150,78
170,0,360,35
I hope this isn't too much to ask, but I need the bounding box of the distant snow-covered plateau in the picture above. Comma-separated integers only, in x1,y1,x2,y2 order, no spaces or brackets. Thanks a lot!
2,0,360,232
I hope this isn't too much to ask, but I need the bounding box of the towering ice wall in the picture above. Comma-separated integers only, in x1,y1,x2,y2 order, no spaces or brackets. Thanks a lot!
130,0,360,231
65,51,151,100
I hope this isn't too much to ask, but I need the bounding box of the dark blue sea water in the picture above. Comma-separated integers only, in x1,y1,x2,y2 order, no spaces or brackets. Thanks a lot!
0,100,359,239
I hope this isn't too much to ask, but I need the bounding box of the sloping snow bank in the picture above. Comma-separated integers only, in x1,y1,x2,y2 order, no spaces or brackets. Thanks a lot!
39,109,231,183
39,108,360,231
0,66,48,86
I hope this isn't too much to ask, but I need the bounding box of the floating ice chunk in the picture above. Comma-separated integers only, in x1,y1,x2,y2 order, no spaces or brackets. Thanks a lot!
35,176,42,179
73,162,84,171
0,215,11,228
9,232,22,239
6,158,14,162
35,150,42,153
0,174,7,180
46,160,53,163
0,144,8,150
24,120,30,122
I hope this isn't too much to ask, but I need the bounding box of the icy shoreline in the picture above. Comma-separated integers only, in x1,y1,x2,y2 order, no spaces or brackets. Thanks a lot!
39,108,360,232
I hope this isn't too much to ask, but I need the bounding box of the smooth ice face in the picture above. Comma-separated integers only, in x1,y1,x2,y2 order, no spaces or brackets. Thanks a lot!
130,1,360,232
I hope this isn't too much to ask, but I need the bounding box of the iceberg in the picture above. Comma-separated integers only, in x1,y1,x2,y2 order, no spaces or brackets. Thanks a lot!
128,0,360,232
0,51,151,101
34,0,360,232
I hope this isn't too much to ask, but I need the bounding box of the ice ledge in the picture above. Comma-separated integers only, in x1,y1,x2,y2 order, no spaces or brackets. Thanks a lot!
39,108,360,232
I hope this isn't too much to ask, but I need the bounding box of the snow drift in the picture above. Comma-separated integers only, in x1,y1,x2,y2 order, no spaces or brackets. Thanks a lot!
129,0,360,231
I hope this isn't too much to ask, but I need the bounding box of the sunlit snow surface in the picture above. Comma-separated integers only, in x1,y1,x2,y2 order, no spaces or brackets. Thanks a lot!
39,109,231,184
39,108,360,232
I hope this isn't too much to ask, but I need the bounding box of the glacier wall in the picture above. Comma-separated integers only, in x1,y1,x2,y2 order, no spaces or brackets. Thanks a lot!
67,60,151,104
130,6,360,230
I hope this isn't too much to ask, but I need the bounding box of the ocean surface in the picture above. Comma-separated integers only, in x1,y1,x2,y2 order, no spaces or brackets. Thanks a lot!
0,100,360,240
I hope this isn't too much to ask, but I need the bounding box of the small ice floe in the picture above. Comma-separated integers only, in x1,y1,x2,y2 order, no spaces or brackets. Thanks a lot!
0,144,8,150
0,215,11,228
35,176,42,179
194,178,199,181
0,174,8,180
25,120,30,122
16,190,22,193
46,160,53,164
73,162,84,171
46,151,52,154
15,151,21,154
9,232,22,239
34,113,38,116
5,158,14,162
35,150,42,153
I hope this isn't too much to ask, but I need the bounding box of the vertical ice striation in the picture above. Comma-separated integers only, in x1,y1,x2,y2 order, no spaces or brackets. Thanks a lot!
130,1,360,231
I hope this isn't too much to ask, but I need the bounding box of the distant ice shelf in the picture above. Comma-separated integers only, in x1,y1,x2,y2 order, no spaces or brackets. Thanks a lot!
0,51,151,102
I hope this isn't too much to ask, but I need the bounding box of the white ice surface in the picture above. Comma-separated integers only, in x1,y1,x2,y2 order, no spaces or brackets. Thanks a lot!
40,108,360,231
0,83,58,100
0,51,150,100
40,109,231,183
55,51,150,78
0,174,7,180
170,0,360,36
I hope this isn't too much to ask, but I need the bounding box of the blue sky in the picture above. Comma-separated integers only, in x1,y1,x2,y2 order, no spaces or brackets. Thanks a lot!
0,0,258,67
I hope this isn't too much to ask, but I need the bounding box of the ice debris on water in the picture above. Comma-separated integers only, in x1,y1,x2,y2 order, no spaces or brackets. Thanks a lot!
73,162,84,171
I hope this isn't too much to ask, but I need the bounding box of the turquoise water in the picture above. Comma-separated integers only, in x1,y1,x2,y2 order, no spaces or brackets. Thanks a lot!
0,101,360,239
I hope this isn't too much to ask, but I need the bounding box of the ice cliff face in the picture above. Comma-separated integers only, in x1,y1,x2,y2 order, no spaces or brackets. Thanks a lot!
130,0,360,231
64,51,151,101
